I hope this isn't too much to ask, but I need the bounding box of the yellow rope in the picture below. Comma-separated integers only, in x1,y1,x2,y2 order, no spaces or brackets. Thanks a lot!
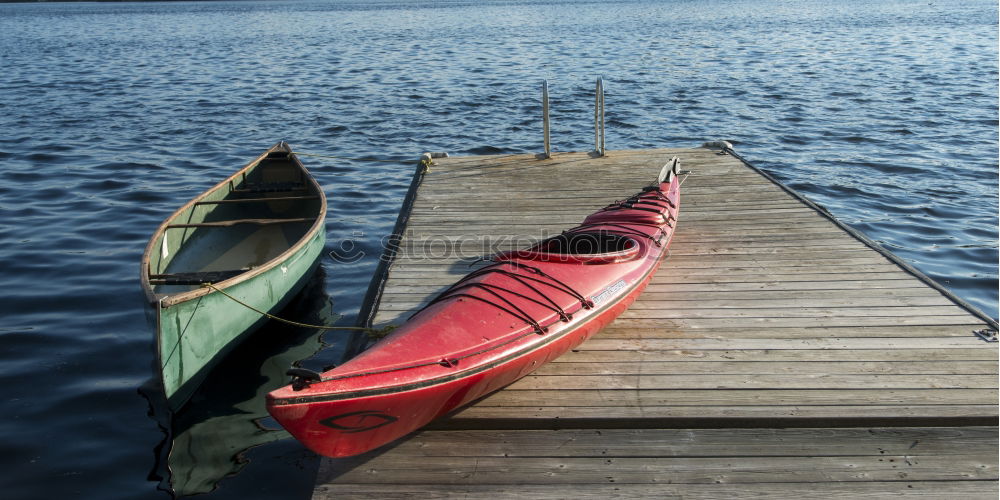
201,283,396,337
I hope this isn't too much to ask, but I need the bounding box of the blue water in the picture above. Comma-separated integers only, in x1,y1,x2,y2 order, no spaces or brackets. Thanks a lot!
0,0,996,498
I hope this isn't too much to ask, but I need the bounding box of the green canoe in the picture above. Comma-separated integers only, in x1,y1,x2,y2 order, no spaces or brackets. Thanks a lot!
140,142,327,411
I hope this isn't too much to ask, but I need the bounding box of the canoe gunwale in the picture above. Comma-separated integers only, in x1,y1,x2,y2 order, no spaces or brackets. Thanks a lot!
139,141,328,309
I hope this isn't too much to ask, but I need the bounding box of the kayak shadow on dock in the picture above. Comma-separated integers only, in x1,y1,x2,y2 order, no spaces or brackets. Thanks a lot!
142,268,343,497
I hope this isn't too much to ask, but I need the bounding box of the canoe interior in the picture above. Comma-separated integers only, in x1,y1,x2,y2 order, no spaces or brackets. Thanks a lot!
148,152,323,295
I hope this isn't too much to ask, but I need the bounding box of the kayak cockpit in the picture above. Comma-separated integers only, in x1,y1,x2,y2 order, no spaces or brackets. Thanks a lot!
501,230,641,264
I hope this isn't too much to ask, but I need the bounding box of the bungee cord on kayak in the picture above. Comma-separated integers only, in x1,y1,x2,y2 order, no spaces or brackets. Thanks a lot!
457,260,595,310
598,187,678,221
415,260,594,335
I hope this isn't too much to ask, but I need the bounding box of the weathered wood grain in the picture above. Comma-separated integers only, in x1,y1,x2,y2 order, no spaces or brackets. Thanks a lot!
315,482,997,500
314,427,998,498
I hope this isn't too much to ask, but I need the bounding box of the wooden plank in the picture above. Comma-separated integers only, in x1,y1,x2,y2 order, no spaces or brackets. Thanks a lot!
638,279,932,292
408,200,811,215
504,374,996,390
444,405,1000,421
378,296,956,312
328,427,999,457
321,454,996,485
469,388,999,407
600,316,982,329
616,306,969,319
371,279,935,296
380,286,949,303
394,221,846,234
404,208,823,223
529,360,998,376
315,482,999,500
592,324,991,339
392,245,886,260
577,337,992,350
549,347,998,362
377,270,924,283
617,295,955,309
397,230,858,243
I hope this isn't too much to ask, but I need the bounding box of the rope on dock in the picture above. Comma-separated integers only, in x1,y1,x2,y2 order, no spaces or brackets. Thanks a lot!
200,283,396,337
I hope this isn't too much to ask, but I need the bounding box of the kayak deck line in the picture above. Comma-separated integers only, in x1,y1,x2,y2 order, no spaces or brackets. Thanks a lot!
316,147,997,497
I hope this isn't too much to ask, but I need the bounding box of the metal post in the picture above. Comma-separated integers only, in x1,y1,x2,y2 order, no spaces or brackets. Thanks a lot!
599,79,606,155
542,80,551,159
594,78,605,156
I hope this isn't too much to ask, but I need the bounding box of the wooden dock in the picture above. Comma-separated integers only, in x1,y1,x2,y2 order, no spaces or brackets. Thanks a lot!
316,148,998,498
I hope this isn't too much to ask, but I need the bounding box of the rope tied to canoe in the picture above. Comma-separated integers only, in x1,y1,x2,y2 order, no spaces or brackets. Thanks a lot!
200,283,396,336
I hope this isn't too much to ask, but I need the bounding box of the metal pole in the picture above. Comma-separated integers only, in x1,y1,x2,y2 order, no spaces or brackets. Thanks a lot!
595,78,605,156
542,80,551,159
594,79,600,155
599,79,606,155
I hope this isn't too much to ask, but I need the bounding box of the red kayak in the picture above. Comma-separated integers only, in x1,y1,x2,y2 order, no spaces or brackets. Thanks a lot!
267,158,682,457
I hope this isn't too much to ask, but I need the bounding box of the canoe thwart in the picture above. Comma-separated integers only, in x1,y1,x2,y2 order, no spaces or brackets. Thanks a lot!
165,217,316,228
232,182,308,194
149,269,247,285
194,195,320,205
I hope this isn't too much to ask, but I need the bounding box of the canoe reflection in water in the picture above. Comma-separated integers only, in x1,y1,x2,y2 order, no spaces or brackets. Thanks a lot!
143,269,349,497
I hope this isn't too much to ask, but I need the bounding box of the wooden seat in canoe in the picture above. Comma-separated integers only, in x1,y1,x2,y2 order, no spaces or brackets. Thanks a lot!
165,217,316,229
231,182,309,194
148,270,246,285
194,195,320,205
